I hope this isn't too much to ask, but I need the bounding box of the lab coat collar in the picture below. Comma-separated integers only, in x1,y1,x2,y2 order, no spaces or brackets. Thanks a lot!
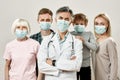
51,32,73,42
50,32,73,56
50,33,61,55
60,32,73,53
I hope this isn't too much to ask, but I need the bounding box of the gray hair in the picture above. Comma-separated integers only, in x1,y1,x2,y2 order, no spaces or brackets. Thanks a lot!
56,6,73,16
11,18,30,34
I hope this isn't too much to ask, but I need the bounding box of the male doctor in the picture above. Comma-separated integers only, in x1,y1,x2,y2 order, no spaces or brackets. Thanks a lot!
37,6,83,80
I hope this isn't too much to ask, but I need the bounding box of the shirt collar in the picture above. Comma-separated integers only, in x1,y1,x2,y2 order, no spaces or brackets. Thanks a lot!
57,32,69,42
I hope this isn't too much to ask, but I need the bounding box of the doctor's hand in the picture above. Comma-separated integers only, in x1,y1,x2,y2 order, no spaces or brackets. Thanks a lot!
46,58,52,66
70,55,76,60
75,36,84,42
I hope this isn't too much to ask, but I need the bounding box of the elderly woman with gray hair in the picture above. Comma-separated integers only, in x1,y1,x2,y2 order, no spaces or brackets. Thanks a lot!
3,19,40,80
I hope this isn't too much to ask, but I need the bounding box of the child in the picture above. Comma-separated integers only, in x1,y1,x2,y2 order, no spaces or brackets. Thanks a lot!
71,13,98,80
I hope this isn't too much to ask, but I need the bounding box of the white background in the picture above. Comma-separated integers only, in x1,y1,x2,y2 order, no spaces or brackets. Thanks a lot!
0,0,120,79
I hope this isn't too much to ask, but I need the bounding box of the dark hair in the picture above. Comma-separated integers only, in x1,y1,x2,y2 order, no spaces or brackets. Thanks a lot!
37,8,53,20
56,6,73,16
73,13,88,25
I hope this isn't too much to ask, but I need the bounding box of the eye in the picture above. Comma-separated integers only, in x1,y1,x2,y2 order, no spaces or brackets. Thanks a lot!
80,23,84,25
94,22,99,25
16,26,20,29
22,26,27,29
46,19,51,22
100,23,105,26
40,19,45,21
65,18,69,21
59,16,63,20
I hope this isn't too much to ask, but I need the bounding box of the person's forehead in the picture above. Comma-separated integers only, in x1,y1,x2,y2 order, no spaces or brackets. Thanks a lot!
95,17,107,23
75,20,85,22
57,12,71,17
39,13,52,19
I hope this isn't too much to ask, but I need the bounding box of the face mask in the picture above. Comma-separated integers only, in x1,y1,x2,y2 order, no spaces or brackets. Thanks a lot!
74,25,85,33
95,25,107,34
15,29,27,39
57,20,70,32
39,22,51,30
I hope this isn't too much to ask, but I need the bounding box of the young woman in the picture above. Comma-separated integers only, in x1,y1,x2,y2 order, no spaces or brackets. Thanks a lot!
94,13,118,80
3,19,40,80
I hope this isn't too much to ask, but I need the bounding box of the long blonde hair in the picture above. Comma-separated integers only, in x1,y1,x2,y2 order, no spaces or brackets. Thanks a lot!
94,13,111,38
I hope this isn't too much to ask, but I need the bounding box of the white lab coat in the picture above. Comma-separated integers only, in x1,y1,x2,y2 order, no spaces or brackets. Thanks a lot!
37,32,83,80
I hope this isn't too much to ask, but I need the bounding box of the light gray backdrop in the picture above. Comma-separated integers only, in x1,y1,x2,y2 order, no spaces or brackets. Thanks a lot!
0,0,120,79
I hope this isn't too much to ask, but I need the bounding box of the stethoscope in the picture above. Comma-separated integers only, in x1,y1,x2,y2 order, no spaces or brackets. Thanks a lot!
47,36,75,58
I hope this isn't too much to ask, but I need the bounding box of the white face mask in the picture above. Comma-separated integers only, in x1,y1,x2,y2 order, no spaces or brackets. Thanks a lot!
15,29,27,39
74,25,85,33
95,25,107,34
57,20,70,32
39,22,51,30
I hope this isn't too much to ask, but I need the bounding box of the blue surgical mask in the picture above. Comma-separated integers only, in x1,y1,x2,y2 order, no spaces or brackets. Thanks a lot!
15,29,27,39
74,25,85,33
95,25,106,34
57,20,70,32
39,22,51,30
